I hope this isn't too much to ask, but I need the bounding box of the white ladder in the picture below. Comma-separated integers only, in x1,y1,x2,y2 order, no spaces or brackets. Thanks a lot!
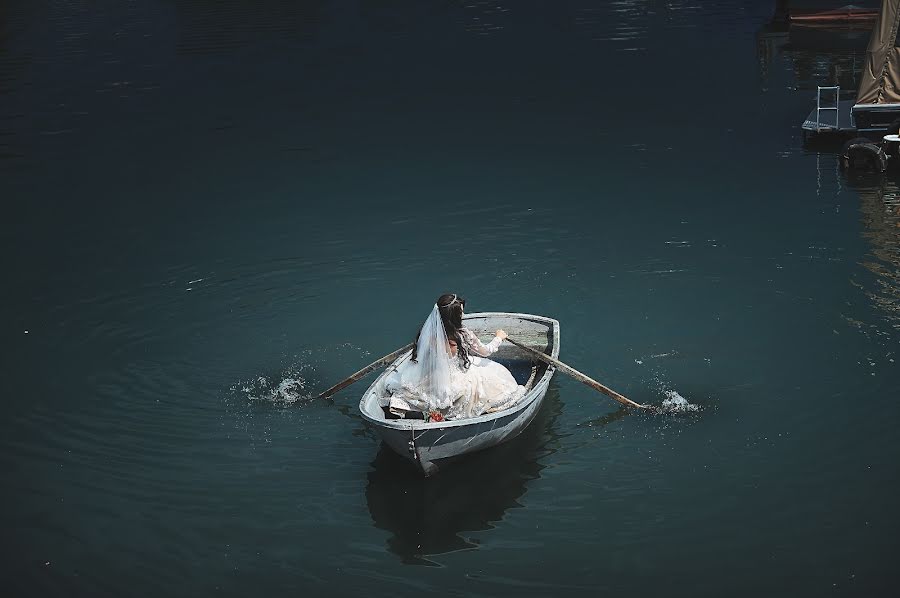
816,86,840,132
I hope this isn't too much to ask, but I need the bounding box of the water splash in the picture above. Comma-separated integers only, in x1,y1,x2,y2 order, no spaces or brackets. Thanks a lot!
658,389,699,414
227,344,374,408
243,376,310,405
233,364,317,406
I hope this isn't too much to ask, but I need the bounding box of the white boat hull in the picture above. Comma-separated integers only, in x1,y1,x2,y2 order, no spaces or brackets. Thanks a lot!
359,312,560,475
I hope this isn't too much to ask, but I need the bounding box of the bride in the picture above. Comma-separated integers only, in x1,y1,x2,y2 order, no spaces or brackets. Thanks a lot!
384,294,526,420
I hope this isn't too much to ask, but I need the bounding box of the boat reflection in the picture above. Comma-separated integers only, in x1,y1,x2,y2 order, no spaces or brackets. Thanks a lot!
844,174,900,335
364,385,564,566
756,2,872,92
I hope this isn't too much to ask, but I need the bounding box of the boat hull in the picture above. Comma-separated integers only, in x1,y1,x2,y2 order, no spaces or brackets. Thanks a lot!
375,373,551,475
359,312,560,475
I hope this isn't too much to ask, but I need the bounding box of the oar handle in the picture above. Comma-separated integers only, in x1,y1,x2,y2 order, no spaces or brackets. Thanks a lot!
506,337,648,410
317,342,415,399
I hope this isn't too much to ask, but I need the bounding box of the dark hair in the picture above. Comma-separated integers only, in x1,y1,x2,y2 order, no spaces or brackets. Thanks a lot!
411,293,470,370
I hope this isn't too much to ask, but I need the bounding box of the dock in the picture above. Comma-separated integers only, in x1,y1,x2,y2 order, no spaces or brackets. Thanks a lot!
801,98,858,137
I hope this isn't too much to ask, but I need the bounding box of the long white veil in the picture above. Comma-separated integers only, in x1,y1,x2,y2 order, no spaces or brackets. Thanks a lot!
398,304,455,410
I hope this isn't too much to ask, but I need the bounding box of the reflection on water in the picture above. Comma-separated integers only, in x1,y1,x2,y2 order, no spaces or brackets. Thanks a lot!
757,12,869,91
365,386,563,566
573,1,743,52
848,175,900,336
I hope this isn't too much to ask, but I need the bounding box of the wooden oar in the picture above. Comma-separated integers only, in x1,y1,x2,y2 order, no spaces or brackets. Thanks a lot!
506,337,649,410
317,342,415,399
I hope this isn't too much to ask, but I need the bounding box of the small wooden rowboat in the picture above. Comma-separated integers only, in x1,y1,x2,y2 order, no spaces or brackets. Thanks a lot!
789,6,878,24
359,312,560,476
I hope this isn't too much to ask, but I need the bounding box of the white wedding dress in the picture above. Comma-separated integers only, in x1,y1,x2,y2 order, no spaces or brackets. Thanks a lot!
384,325,526,420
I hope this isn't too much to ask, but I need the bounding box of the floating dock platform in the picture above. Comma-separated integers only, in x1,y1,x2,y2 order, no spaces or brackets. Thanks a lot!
801,98,858,138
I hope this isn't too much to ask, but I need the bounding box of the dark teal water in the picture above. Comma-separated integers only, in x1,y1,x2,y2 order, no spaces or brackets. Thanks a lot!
2,1,898,595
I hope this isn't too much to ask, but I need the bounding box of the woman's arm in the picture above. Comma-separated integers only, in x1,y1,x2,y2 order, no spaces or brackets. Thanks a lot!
462,328,507,357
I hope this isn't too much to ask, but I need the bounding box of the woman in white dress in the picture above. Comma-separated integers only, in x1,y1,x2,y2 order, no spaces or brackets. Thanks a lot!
384,294,526,420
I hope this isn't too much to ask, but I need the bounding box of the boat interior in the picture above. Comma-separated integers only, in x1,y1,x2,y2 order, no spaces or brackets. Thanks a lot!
360,313,557,422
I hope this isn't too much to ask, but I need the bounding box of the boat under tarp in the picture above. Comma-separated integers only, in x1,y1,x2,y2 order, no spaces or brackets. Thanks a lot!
856,0,900,101
853,0,900,132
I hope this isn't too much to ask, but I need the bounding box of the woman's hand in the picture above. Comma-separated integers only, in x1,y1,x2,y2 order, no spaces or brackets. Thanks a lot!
495,329,508,340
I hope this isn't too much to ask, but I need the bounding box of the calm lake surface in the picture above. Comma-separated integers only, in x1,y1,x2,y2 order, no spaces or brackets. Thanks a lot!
2,1,898,595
